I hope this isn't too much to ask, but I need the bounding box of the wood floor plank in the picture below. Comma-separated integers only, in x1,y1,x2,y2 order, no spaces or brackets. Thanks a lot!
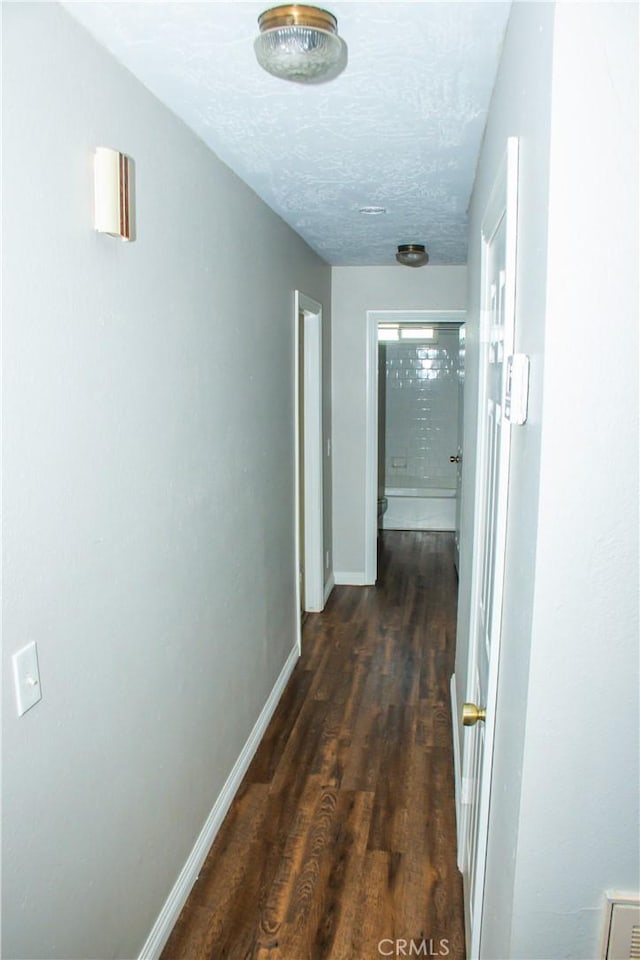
350,851,399,959
247,667,314,784
161,531,465,960
161,782,271,959
339,677,385,793
310,790,375,960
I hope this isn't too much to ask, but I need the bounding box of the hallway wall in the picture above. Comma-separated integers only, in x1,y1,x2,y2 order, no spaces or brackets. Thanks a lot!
458,2,639,957
510,4,639,956
331,266,467,580
1,5,330,959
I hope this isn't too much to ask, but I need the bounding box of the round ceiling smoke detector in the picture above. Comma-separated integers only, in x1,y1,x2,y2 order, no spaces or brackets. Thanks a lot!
395,243,429,267
358,206,387,216
254,5,348,84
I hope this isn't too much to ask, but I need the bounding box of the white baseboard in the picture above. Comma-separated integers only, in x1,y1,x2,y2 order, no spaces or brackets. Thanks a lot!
450,673,461,836
138,643,300,960
323,572,335,605
334,571,372,585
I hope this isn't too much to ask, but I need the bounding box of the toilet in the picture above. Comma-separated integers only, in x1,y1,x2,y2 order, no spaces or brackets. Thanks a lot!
377,496,388,528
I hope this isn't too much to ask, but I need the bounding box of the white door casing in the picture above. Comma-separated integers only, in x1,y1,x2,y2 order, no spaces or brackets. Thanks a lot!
454,323,466,571
294,291,324,628
459,138,520,958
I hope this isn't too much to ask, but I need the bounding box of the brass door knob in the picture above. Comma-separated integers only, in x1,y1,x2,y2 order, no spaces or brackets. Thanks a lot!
462,702,486,726
450,455,462,463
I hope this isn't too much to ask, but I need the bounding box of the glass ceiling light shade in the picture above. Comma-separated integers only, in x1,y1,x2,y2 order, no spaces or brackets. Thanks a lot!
254,5,347,84
395,244,429,267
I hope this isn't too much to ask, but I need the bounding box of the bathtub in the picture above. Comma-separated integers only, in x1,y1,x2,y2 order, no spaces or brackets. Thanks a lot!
381,484,456,531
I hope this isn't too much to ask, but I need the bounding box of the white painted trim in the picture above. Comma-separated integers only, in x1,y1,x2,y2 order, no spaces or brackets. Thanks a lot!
450,672,462,859
293,294,303,653
365,310,467,583
462,137,520,960
294,291,325,618
364,314,379,586
368,309,467,323
138,644,300,960
334,570,369,586
323,572,335,605
304,308,324,611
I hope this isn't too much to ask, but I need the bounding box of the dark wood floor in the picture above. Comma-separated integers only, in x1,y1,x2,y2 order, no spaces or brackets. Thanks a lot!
162,531,465,960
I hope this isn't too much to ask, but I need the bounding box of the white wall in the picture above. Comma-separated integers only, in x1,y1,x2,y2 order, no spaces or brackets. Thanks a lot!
509,4,639,957
331,266,467,578
459,3,639,957
1,5,330,959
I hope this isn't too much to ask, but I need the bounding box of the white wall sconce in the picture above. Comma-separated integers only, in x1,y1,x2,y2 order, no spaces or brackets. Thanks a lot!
94,147,134,241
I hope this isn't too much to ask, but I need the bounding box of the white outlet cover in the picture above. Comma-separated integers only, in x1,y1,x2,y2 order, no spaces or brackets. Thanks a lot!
12,642,42,716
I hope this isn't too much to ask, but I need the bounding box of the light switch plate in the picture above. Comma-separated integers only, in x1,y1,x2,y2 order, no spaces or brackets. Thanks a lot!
12,642,42,716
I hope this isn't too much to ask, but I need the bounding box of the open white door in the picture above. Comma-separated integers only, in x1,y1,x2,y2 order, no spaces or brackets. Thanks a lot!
294,291,324,622
459,138,520,958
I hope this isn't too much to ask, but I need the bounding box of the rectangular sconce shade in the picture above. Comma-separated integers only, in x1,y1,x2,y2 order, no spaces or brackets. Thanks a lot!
94,147,133,241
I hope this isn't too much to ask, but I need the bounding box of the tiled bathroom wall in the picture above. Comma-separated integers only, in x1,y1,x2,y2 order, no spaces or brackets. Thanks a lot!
381,327,460,490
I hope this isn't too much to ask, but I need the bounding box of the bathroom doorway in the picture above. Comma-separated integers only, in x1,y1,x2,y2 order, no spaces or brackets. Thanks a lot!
365,310,466,583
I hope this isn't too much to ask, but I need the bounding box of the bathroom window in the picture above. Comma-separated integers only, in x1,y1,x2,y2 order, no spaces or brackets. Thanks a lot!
378,324,438,343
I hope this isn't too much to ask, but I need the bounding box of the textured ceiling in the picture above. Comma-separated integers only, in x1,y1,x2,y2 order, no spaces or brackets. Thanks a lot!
64,1,511,265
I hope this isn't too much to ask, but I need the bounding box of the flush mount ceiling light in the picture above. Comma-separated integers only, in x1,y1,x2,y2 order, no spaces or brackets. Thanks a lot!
254,5,347,84
358,205,387,216
395,244,429,268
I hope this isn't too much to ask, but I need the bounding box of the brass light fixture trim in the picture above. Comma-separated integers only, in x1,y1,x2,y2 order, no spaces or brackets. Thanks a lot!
258,4,338,35
254,3,347,84
396,243,429,267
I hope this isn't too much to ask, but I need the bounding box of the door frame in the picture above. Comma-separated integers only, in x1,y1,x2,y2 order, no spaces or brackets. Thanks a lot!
458,137,520,958
294,291,324,638
365,309,466,583
454,323,466,572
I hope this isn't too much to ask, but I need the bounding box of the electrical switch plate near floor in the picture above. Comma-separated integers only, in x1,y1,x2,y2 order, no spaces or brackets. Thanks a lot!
12,641,42,716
